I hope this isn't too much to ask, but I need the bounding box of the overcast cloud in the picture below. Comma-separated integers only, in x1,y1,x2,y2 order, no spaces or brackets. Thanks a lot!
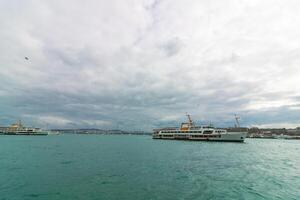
1,0,300,130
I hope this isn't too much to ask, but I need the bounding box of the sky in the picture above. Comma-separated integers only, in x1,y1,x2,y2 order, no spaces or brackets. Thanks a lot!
1,0,300,130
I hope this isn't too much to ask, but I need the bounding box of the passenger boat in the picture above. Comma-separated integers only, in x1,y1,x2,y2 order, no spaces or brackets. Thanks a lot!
153,114,247,142
2,120,48,136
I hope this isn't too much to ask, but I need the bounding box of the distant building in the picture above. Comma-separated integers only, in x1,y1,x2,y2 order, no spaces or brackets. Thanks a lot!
286,128,300,136
248,127,260,134
261,128,286,135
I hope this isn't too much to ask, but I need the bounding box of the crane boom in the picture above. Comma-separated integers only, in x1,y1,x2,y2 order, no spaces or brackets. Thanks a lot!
186,113,193,126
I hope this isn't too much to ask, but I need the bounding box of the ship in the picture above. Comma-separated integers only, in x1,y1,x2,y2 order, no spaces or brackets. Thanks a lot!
152,114,247,142
2,120,48,136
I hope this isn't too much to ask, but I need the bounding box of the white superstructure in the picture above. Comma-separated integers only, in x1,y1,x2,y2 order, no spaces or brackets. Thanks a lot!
153,114,247,142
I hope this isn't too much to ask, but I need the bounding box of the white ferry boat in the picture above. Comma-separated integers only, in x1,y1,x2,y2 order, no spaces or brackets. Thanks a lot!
3,120,48,136
153,114,247,142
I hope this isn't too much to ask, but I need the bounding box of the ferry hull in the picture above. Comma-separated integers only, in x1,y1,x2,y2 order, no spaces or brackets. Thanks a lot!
3,132,48,136
153,132,247,142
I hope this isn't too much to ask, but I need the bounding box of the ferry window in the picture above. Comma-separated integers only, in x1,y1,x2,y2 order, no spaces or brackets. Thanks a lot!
203,130,213,134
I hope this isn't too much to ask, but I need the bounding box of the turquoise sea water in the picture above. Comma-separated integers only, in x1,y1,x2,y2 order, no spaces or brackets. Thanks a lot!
0,134,299,200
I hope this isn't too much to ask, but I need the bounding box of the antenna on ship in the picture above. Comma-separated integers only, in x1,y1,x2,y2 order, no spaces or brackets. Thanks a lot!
234,114,240,128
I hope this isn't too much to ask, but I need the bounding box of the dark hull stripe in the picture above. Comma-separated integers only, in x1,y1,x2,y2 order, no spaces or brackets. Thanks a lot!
152,137,244,142
2,133,48,136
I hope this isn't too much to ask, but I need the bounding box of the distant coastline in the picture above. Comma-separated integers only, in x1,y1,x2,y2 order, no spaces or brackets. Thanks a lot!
50,129,152,135
2,124,300,139
49,127,300,138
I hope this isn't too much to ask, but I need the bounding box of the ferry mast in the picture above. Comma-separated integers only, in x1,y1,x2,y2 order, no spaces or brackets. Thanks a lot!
234,114,240,128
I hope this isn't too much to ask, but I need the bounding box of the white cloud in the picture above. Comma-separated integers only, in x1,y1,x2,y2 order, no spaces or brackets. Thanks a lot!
81,120,111,127
37,116,73,126
1,0,300,129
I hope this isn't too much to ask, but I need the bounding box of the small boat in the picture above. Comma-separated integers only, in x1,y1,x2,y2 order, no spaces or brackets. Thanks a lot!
47,131,61,135
153,114,247,142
